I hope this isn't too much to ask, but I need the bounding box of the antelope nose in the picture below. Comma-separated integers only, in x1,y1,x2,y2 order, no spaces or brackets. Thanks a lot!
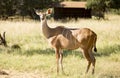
41,17,44,20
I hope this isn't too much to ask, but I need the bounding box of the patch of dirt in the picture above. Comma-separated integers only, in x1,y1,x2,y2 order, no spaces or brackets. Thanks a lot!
0,70,50,78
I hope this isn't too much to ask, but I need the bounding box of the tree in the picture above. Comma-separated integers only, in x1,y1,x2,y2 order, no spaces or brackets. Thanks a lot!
87,0,111,19
0,0,19,20
0,0,119,20
110,0,120,9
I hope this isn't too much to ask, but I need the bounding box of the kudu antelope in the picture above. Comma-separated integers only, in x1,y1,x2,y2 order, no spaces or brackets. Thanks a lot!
0,32,20,49
0,32,7,47
35,9,97,74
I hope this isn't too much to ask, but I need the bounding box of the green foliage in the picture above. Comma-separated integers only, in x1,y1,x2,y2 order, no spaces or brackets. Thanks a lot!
86,0,112,19
0,0,119,20
87,0,115,10
110,0,120,9
87,0,120,13
0,0,19,17
0,0,63,19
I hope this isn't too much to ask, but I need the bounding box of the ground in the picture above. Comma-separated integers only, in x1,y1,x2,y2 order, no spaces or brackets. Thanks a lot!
0,70,49,78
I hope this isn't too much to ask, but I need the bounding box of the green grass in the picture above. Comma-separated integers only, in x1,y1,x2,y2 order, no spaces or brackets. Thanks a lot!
0,14,120,78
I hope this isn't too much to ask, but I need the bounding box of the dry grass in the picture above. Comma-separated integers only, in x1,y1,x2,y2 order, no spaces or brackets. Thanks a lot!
0,14,120,78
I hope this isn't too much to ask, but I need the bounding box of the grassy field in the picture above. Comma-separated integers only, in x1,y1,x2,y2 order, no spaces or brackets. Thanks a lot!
0,14,120,78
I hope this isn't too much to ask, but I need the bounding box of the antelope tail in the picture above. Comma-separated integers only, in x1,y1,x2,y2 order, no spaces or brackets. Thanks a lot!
94,46,97,52
93,36,97,52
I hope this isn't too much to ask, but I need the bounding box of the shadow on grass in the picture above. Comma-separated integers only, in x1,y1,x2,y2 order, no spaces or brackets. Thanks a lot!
24,44,120,57
22,48,83,57
1,44,120,58
24,48,55,56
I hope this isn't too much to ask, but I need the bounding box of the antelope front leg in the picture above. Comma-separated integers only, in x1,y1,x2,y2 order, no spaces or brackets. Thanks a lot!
55,49,60,74
59,50,64,74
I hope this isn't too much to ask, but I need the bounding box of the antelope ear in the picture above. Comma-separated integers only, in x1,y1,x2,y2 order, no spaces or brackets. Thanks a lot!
46,9,52,15
35,9,42,16
3,32,6,39
0,33,3,40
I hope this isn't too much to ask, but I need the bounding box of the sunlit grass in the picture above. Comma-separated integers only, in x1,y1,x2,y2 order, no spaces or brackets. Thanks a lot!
0,14,120,78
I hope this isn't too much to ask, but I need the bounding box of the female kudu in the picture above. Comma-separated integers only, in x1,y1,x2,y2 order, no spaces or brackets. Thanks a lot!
35,9,97,74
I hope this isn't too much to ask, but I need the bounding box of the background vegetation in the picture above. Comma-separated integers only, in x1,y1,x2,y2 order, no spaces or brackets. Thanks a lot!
0,0,120,20
0,14,120,78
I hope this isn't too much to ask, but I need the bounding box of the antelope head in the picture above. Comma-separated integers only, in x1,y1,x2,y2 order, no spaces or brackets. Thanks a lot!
0,32,7,47
35,9,52,21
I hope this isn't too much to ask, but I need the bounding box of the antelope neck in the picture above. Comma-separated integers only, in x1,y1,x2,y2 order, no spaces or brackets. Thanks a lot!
41,19,52,38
